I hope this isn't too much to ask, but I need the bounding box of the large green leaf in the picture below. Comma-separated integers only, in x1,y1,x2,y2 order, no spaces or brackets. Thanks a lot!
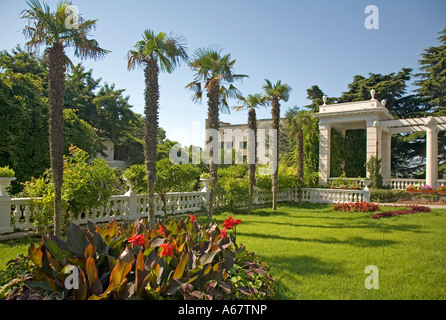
173,252,189,279
86,256,103,295
66,223,90,258
44,234,74,262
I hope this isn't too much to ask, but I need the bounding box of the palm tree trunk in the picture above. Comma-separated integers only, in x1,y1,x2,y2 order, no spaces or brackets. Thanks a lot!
144,60,159,227
47,42,66,237
271,98,280,210
206,79,220,220
247,108,257,214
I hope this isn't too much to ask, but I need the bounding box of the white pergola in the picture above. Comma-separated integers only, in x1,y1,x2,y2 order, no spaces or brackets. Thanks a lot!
314,89,446,187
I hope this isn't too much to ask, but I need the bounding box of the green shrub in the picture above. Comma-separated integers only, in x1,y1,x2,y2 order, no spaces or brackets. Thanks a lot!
370,188,412,203
21,147,121,235
217,165,249,210
0,166,15,177
3,217,274,300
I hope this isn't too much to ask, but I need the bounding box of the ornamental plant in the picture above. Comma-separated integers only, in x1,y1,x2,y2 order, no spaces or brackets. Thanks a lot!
0,166,15,177
3,216,274,300
437,185,446,191
420,185,436,191
406,184,419,191
371,205,430,219
21,147,121,235
333,201,380,213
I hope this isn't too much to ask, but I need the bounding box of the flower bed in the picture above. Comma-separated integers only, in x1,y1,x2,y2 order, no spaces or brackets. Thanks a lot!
2,216,274,300
371,205,431,219
333,201,380,213
405,185,420,193
420,185,437,194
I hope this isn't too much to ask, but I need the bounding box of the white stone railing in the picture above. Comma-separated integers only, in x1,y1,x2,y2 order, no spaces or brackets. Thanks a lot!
382,179,426,190
0,179,369,234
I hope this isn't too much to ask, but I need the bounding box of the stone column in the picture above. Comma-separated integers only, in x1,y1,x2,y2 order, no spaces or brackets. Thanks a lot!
366,120,379,177
318,122,331,185
0,177,15,234
380,129,392,180
426,118,438,186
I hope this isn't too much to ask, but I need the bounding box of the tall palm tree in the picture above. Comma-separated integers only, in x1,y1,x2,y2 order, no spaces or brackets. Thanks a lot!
186,46,247,219
21,0,108,237
127,29,188,227
233,93,267,214
262,79,292,210
286,110,314,204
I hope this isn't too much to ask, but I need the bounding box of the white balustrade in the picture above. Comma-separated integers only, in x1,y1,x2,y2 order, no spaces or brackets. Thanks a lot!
1,186,370,234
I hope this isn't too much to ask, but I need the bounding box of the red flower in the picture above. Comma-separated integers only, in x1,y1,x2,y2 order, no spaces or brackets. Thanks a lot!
223,216,241,230
128,234,145,247
219,228,228,239
157,224,165,237
160,242,175,258
189,215,196,223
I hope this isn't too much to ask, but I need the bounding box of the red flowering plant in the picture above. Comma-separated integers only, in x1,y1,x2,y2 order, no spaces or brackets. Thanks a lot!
333,201,380,213
6,214,273,300
222,215,242,243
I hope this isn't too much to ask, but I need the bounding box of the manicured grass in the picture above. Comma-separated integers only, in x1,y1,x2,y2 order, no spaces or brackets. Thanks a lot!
213,203,446,300
1,203,445,300
0,238,32,270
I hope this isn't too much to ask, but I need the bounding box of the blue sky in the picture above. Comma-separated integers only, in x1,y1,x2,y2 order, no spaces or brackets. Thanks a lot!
1,0,445,147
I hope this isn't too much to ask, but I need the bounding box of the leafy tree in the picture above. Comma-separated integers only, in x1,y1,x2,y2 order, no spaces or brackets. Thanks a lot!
122,160,200,215
233,93,267,214
262,79,291,210
64,64,101,125
415,26,446,113
21,0,108,237
63,109,104,157
186,46,247,219
127,29,188,226
0,59,49,191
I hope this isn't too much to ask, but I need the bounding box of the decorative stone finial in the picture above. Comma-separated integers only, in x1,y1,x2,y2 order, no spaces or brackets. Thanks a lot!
381,99,387,107
322,95,327,106
370,89,376,100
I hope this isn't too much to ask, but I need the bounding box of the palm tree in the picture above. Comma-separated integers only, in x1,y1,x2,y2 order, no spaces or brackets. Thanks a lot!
233,94,267,214
127,29,188,227
262,79,292,210
186,46,247,219
286,110,314,204
21,0,108,237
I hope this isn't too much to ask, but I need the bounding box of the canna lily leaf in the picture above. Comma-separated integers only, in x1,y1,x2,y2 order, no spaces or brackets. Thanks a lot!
86,256,103,295
28,243,43,268
173,252,189,279
66,223,90,258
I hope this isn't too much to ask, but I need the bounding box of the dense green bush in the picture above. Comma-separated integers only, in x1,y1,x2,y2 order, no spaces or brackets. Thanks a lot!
21,147,122,235
370,188,413,203
0,166,15,177
1,217,274,300
255,164,298,191
216,165,249,210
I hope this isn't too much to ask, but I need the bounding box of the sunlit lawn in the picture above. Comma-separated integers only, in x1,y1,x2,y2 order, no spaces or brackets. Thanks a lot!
1,203,445,300
212,203,446,300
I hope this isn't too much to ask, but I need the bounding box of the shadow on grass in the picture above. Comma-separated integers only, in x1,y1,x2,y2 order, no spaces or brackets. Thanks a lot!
239,231,399,248
267,255,344,299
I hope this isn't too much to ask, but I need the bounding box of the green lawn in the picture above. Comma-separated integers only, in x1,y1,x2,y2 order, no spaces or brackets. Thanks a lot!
1,203,445,300
213,203,446,300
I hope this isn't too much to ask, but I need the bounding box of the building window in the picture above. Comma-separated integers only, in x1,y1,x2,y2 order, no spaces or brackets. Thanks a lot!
240,141,248,149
